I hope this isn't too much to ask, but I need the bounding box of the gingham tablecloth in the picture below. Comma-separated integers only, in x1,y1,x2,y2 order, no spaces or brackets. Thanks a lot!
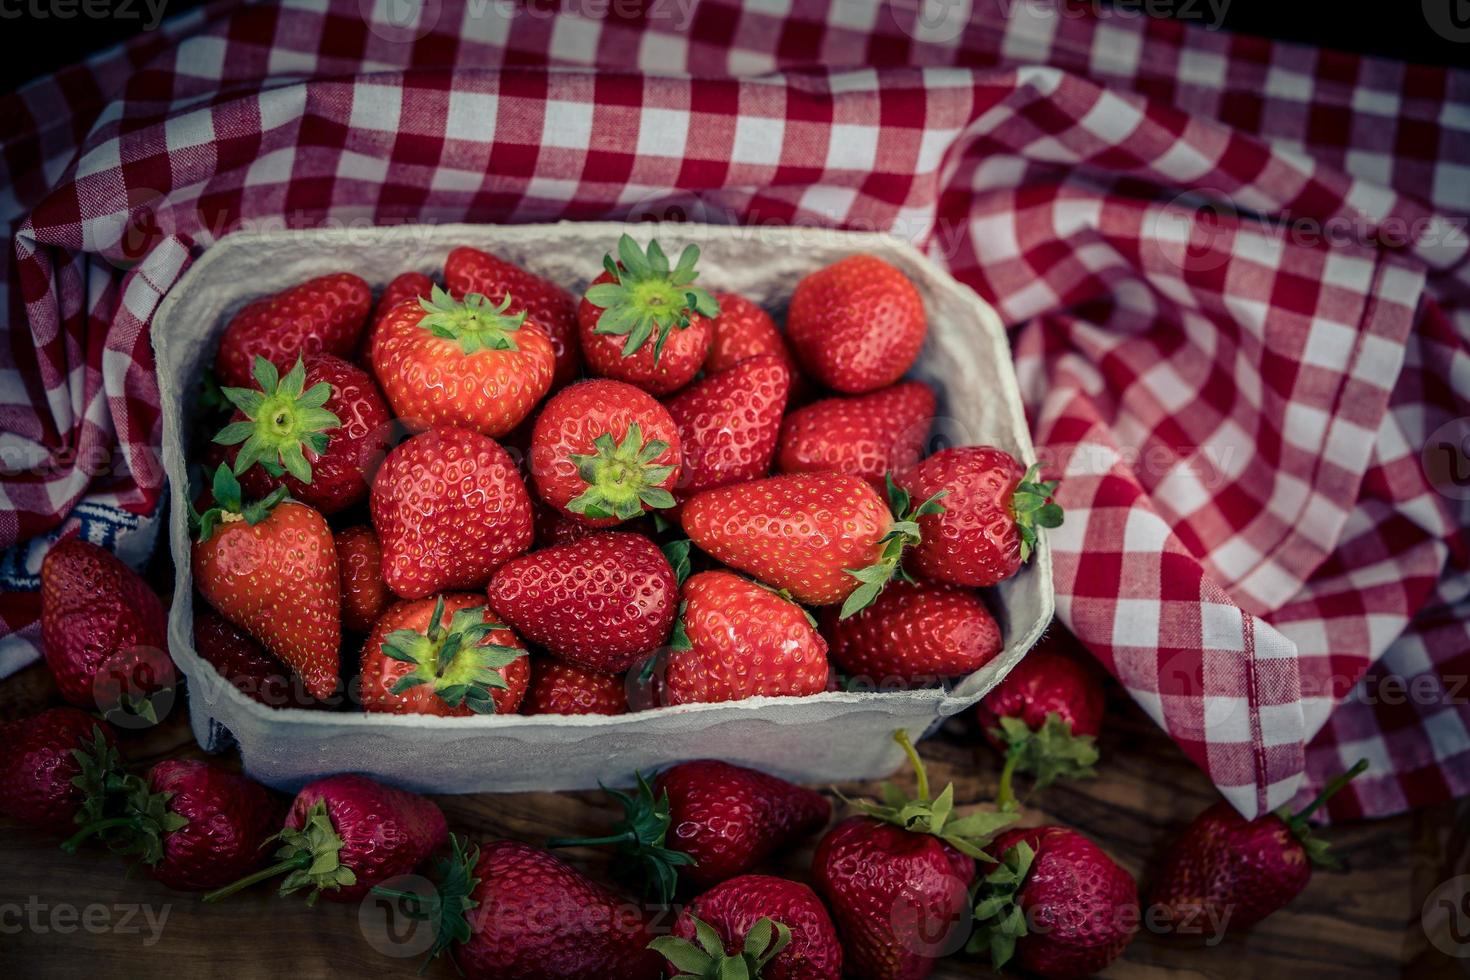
3,0,1467,820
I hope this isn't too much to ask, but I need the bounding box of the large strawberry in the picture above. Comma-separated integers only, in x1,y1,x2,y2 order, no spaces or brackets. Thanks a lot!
970,826,1139,978
785,255,925,394
821,580,1002,685
372,284,555,437
361,271,434,360
370,427,534,598
777,381,936,487
335,524,390,633
191,464,341,701
703,292,797,376
487,532,678,674
529,379,681,526
359,593,530,716
665,353,790,494
446,245,581,388
897,447,1061,587
192,604,328,710
214,272,372,388
681,473,945,617
523,659,629,716
578,235,718,395
0,709,118,831
654,875,843,980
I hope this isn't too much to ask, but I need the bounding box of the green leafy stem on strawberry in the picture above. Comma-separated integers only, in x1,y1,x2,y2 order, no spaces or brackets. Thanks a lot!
417,283,527,353
966,837,1036,970
1011,464,1063,563
60,765,188,866
213,355,341,484
203,801,356,906
56,726,155,856
650,915,793,980
992,712,1099,811
380,595,525,714
191,463,289,543
371,833,482,966
566,422,678,521
587,234,720,362
1277,757,1369,869
839,476,948,619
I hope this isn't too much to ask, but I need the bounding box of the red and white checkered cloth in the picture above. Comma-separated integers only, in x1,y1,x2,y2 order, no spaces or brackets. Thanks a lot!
3,0,1467,820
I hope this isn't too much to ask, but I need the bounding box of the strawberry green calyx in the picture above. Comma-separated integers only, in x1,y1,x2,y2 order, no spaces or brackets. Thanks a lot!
966,839,1036,969
60,768,187,865
214,355,341,484
651,916,793,980
203,800,355,905
372,834,481,967
662,539,693,586
839,475,947,619
1275,757,1368,870
586,234,720,363
992,712,1098,810
381,596,524,714
417,283,526,354
191,464,289,543
1011,464,1063,562
567,422,678,520
59,726,134,850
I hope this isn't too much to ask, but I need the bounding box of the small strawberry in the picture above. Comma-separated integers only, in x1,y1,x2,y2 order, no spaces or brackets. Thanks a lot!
777,381,936,487
532,497,601,546
822,581,1002,685
703,292,796,375
654,875,843,980
1148,760,1369,934
0,709,117,831
374,271,435,327
205,773,447,905
523,659,629,715
529,379,681,526
897,448,1062,587
785,255,925,394
578,235,718,395
360,593,530,716
214,272,372,388
191,465,341,701
370,427,534,599
192,604,328,710
335,525,390,633
665,353,790,494
372,284,555,437
977,639,1104,795
446,245,581,388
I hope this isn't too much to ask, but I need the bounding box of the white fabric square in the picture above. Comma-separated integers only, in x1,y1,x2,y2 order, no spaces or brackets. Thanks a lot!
636,108,689,159
542,100,594,150
445,90,497,142
1112,598,1161,648
826,124,878,172
350,83,403,133
731,115,785,166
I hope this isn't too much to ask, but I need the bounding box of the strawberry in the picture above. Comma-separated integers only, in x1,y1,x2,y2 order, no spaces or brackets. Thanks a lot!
970,826,1139,978
372,284,555,437
335,524,389,633
360,593,530,716
654,875,843,980
215,354,391,515
785,255,925,394
821,581,1002,685
578,235,718,395
532,497,601,546
192,604,328,710
361,271,434,361
529,379,681,526
1148,760,1369,934
205,773,447,905
703,292,795,375
214,272,372,388
665,353,790,494
681,473,945,617
370,427,534,599
897,448,1062,587
191,465,341,701
813,732,1018,980
777,381,936,487
523,659,629,715
0,709,117,831
445,245,581,388
40,537,171,711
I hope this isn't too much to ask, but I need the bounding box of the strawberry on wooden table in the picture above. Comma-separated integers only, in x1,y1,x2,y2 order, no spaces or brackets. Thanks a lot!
446,245,581,388
214,272,372,388
665,353,790,494
0,709,118,832
192,604,329,710
821,580,1002,686
785,255,925,394
777,381,936,487
523,660,629,715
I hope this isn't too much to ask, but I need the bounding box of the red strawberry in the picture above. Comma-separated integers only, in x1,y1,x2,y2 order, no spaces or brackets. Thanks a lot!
205,773,447,905
897,448,1062,587
446,245,581,388
214,272,372,388
532,497,601,546
821,581,1002,685
370,427,534,599
681,473,945,617
1148,760,1368,934
777,381,936,487
216,354,391,515
785,255,925,394
578,235,717,395
655,875,843,980
335,525,389,633
374,271,434,327
523,660,629,715
529,379,681,526
192,603,328,710
372,285,555,437
970,826,1139,978
663,570,830,706
191,465,341,701
0,708,117,831
360,593,530,716
40,537,171,711
665,354,790,494
703,292,795,375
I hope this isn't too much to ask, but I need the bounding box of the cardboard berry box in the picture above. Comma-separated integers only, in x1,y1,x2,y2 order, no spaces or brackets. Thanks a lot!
152,221,1054,793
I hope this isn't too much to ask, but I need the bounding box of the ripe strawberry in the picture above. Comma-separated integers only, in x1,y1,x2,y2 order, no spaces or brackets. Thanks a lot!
655,875,843,980
372,284,555,437
777,381,936,487
785,255,925,394
0,708,117,831
532,497,600,546
523,660,629,715
665,354,790,494
578,235,717,395
446,245,581,388
529,379,681,526
191,465,341,701
374,271,434,327
192,604,328,710
206,773,447,905
970,826,1138,978
703,292,795,375
40,537,171,710
1148,760,1369,933
214,272,372,388
681,473,945,617
487,533,678,674
821,581,1002,685
897,448,1062,587
215,354,391,515
370,427,534,598
360,593,530,716
334,525,389,633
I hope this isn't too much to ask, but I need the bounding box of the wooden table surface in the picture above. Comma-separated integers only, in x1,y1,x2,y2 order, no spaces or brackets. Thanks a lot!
2,661,1467,979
